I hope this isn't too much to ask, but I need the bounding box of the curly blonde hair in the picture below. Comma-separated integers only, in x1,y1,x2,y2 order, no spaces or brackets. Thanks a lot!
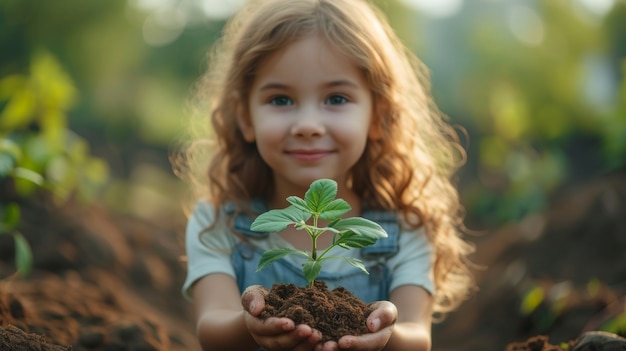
174,0,475,318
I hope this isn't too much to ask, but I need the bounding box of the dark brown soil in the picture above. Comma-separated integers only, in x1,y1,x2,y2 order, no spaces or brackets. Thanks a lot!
505,332,626,351
0,325,71,350
433,170,626,351
505,335,576,351
260,281,373,342
0,270,189,351
0,191,200,351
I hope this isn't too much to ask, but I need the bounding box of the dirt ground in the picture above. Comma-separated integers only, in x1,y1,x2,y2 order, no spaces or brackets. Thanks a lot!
0,169,625,350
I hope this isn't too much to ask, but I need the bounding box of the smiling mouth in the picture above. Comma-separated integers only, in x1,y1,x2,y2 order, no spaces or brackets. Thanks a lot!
287,150,333,161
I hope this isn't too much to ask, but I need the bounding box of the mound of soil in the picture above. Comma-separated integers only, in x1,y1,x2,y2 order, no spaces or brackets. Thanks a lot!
505,335,576,351
0,324,70,350
0,271,191,351
0,190,200,351
434,170,626,351
505,332,626,351
261,281,373,342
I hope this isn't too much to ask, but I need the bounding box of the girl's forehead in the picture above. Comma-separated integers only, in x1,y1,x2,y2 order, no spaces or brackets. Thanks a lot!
258,35,359,74
262,34,358,69
249,35,369,92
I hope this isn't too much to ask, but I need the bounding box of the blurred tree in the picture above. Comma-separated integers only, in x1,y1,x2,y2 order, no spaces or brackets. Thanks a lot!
416,0,626,226
0,0,202,220
0,50,109,276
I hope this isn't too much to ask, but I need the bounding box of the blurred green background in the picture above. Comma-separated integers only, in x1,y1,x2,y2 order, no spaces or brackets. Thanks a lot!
1,0,625,231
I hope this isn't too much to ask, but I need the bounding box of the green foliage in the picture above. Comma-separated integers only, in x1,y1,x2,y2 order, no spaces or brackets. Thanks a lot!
2,0,624,229
418,1,626,226
600,312,626,336
0,50,109,277
251,179,387,287
0,204,32,276
520,285,545,316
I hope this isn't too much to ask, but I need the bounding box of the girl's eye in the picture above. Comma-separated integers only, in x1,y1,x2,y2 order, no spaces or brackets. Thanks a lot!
270,96,293,106
325,95,348,105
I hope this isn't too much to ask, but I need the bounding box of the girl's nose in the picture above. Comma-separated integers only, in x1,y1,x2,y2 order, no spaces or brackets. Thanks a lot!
290,107,325,138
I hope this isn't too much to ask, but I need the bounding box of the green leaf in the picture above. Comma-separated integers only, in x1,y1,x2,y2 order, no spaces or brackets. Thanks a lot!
319,199,350,220
303,260,322,285
13,167,44,186
251,205,311,233
257,248,306,271
286,196,309,213
340,257,368,274
0,138,22,177
330,217,388,249
335,231,380,248
13,232,33,276
1,203,21,232
0,154,17,177
330,217,388,239
520,286,544,315
304,179,337,213
0,86,36,129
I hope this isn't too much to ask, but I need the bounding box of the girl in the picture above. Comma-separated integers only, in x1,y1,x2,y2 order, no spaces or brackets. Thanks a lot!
174,0,475,350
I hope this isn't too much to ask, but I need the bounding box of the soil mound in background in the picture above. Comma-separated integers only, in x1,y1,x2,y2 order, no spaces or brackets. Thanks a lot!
434,170,626,351
0,325,71,351
0,192,200,351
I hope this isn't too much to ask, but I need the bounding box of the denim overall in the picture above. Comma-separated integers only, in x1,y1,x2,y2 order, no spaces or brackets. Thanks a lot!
225,200,400,303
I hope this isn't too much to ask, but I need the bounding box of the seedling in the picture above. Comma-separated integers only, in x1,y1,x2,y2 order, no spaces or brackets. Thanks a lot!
251,178,387,287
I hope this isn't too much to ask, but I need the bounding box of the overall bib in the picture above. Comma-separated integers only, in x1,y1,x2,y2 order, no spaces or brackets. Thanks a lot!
225,200,400,303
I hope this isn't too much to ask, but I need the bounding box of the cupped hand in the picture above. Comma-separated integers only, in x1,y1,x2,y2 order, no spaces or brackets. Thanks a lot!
242,285,324,351
314,300,397,351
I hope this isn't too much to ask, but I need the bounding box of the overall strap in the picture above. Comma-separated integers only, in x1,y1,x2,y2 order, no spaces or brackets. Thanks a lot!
224,199,269,239
360,209,400,258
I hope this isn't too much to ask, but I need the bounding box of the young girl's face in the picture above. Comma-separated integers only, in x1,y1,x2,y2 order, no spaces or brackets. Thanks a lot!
239,34,376,196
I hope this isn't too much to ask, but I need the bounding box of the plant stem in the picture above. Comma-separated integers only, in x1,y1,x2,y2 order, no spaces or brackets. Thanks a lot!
310,214,319,260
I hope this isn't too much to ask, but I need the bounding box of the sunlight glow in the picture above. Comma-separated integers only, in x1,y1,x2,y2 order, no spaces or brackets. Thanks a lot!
201,0,246,19
507,5,545,46
577,0,616,16
399,0,464,18
142,8,186,46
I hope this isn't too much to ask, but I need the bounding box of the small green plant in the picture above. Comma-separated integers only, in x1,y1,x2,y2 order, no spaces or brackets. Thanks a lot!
1,51,109,278
251,178,388,287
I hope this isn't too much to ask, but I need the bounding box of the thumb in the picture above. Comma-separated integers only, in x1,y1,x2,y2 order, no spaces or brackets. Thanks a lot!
241,285,269,316
366,301,397,332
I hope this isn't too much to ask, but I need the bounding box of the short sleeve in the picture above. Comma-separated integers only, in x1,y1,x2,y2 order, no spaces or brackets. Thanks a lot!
182,201,238,301
387,227,435,294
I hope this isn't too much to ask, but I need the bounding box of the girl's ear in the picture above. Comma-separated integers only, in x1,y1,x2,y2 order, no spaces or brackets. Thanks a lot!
235,95,255,142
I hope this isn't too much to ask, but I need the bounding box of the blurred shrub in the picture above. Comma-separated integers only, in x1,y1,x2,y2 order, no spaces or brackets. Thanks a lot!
443,1,626,226
0,51,109,276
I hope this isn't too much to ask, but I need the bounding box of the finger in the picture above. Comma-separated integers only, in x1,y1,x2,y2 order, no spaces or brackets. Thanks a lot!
302,327,323,345
319,340,339,351
337,328,392,351
258,324,320,351
247,315,295,337
241,285,269,316
288,326,324,351
366,301,397,332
